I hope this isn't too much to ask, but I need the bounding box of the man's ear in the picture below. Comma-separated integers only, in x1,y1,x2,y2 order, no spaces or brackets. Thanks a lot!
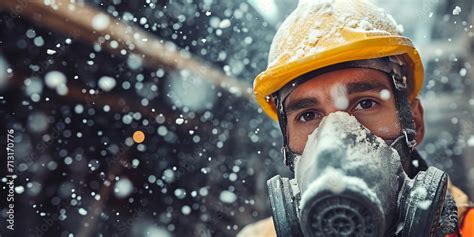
410,98,425,145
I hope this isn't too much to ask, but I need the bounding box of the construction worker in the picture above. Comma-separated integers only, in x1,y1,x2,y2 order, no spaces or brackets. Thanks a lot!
239,0,473,236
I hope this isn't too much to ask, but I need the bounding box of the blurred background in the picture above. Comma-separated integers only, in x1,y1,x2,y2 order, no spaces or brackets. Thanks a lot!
0,0,473,236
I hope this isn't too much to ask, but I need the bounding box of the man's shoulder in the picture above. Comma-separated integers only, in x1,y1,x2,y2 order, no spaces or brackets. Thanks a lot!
237,217,276,237
460,208,474,236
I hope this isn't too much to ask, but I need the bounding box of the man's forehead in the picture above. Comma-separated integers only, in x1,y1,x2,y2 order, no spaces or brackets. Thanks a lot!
275,57,403,106
286,68,392,100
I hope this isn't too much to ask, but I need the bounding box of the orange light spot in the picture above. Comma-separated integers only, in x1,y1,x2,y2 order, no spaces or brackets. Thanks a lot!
133,130,145,143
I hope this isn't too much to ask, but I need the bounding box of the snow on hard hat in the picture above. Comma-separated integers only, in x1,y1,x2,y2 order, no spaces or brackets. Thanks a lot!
253,0,424,121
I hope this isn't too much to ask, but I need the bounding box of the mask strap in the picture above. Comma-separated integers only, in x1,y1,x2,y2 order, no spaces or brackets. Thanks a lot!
389,67,418,173
273,94,298,171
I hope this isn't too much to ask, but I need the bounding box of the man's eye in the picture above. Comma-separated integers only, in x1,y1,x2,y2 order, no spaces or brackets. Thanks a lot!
298,111,317,122
354,99,377,111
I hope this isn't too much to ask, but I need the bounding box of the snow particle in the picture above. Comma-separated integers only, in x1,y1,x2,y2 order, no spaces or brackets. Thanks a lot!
451,117,458,124
78,208,88,216
452,6,461,16
24,78,43,96
331,84,348,110
147,175,157,183
33,36,44,47
64,157,73,165
92,13,111,31
167,70,216,111
98,76,116,92
109,40,119,49
199,187,208,197
219,19,231,29
144,226,171,237
157,126,168,136
132,159,140,168
15,186,25,194
26,29,36,38
174,188,186,199
139,17,147,25
163,169,175,183
114,178,133,198
379,89,391,101
229,173,237,182
27,112,49,133
460,68,467,77
123,114,135,125
219,190,237,204
73,104,84,114
45,71,66,89
467,136,474,147
181,205,191,215
175,118,184,125
47,49,57,55
127,54,143,70
56,84,68,96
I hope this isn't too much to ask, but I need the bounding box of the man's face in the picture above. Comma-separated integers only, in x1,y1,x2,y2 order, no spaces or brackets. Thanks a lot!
284,68,424,154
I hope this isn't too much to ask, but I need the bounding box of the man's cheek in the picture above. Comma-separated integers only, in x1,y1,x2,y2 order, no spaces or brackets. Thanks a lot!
357,115,399,138
371,122,400,139
289,133,305,154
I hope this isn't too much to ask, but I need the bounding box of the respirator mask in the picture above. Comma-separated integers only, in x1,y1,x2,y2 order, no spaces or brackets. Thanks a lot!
267,112,457,236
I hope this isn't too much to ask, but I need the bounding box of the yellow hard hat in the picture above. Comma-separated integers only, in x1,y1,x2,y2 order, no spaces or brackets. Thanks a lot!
253,0,424,121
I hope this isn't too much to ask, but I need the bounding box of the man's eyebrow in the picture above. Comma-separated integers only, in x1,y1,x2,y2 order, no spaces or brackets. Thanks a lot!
284,98,320,114
346,81,390,95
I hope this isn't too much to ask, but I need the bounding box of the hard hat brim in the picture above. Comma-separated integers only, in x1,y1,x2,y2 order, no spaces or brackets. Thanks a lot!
254,35,424,121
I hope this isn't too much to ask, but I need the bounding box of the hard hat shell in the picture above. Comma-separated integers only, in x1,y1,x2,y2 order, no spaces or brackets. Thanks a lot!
253,0,424,121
